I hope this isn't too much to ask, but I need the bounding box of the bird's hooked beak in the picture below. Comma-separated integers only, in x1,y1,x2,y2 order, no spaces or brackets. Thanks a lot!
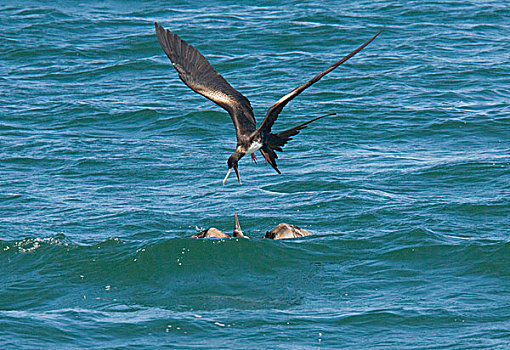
233,213,246,238
222,164,241,185
234,213,241,231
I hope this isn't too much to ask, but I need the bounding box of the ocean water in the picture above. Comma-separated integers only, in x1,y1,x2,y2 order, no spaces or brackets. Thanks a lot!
1,0,509,348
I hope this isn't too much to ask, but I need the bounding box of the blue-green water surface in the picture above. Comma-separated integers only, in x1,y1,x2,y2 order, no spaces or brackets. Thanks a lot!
1,1,509,348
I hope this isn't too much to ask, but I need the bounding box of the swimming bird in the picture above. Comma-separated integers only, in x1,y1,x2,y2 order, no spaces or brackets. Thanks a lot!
155,23,382,184
191,213,247,238
191,227,228,239
264,223,312,240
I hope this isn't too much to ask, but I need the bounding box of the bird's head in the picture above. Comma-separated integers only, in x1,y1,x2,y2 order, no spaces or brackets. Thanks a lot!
223,151,244,185
233,213,247,238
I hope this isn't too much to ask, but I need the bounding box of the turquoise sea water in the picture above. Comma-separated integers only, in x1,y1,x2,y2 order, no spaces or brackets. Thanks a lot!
1,1,509,348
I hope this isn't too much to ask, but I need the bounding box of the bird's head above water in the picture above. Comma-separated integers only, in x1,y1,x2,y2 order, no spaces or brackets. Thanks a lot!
223,151,244,185
233,213,247,238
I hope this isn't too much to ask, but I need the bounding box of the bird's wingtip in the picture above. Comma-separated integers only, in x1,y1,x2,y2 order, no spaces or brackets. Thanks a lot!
374,27,384,37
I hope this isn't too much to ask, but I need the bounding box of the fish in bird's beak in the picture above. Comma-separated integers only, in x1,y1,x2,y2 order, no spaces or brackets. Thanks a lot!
222,164,241,185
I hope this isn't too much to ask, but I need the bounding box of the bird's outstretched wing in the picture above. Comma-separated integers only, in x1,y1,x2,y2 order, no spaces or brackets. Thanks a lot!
253,29,383,137
155,23,256,140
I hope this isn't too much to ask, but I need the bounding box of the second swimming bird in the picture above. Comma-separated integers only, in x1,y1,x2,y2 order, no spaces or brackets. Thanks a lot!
155,23,382,185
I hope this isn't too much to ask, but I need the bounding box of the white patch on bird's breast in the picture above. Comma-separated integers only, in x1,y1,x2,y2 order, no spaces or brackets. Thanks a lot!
246,140,262,154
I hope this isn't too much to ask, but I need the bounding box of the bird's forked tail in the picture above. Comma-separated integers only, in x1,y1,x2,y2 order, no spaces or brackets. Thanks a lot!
261,112,335,174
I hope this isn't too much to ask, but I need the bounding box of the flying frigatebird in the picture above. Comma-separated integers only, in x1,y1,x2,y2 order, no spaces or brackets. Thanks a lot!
155,23,382,185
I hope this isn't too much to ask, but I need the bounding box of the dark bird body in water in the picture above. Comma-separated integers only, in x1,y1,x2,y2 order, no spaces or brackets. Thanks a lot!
191,227,228,239
191,214,246,238
155,23,382,184
264,223,312,240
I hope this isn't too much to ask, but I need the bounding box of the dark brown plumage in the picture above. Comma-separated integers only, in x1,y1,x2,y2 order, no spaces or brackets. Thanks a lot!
155,23,382,184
